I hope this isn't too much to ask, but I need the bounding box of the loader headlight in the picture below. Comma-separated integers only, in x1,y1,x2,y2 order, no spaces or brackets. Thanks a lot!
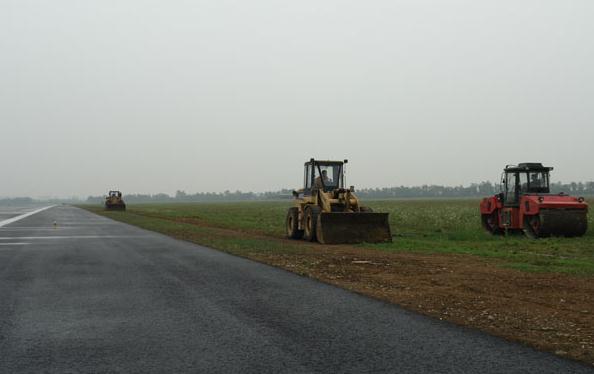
578,197,585,203
538,197,544,203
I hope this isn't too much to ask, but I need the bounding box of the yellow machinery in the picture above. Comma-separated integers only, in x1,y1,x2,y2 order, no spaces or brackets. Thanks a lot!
105,190,126,210
286,159,392,244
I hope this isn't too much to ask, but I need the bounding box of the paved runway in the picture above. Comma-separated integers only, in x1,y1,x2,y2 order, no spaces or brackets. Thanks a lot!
0,204,48,223
0,206,591,373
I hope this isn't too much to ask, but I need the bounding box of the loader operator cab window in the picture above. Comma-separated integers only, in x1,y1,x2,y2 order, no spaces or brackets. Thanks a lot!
314,168,334,190
305,162,344,193
320,164,344,190
304,164,313,192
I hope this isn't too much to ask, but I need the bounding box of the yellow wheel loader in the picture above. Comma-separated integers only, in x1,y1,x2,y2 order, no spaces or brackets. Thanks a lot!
286,159,392,244
105,190,126,211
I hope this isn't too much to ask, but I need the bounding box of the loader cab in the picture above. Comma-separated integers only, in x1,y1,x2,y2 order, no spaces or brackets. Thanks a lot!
503,163,552,206
303,159,346,195
108,191,122,198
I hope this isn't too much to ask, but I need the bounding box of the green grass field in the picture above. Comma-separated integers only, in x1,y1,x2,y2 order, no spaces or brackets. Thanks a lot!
84,198,594,275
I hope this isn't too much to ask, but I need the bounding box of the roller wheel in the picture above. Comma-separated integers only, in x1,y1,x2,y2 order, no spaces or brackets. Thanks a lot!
524,215,543,239
303,206,321,242
481,212,502,235
286,208,304,239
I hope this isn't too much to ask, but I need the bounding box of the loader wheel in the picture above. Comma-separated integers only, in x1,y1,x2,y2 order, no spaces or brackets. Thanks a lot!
286,208,304,240
303,206,321,242
360,206,374,213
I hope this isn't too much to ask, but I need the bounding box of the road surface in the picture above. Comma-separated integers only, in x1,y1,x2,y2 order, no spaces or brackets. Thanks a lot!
0,204,49,223
0,206,591,373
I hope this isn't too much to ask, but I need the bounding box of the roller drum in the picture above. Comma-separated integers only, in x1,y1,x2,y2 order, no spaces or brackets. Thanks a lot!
527,209,587,238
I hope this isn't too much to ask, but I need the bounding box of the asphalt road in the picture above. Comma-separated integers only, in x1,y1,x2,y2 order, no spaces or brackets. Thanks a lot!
0,206,591,373
0,205,47,222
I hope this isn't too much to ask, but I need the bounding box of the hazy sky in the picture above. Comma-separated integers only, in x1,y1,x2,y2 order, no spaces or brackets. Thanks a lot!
1,1,593,197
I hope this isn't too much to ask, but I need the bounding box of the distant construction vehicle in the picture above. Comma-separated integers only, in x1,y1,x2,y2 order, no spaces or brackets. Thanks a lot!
105,190,126,211
480,163,588,238
286,159,392,244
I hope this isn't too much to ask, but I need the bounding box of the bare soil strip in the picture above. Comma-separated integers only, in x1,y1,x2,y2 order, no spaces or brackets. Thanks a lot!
251,249,594,366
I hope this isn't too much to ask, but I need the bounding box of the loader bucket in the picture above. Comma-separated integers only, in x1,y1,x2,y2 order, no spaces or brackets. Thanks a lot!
316,212,392,244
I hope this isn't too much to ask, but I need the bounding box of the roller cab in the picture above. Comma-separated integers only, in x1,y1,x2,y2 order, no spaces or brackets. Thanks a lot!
480,163,588,238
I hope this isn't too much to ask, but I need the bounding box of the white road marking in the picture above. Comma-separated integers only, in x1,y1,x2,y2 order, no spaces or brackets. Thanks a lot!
0,243,31,246
1,224,115,230
0,206,56,228
0,228,74,231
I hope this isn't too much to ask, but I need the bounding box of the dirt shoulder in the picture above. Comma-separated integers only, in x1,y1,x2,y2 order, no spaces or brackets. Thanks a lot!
86,208,594,367
252,248,594,366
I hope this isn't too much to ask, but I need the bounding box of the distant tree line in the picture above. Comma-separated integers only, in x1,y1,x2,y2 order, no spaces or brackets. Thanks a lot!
2,181,592,206
356,181,594,199
84,189,296,204
82,181,594,204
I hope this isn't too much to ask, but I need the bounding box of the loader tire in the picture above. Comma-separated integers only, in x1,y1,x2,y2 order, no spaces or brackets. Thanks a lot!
360,206,374,213
286,208,304,240
303,206,321,242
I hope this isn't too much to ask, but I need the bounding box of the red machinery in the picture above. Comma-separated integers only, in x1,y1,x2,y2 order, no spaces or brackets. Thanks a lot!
480,163,588,238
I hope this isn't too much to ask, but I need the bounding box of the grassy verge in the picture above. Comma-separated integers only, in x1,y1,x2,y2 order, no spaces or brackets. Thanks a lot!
85,205,307,256
81,198,594,275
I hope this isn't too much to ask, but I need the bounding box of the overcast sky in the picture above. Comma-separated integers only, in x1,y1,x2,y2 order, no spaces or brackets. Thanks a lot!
1,1,593,198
